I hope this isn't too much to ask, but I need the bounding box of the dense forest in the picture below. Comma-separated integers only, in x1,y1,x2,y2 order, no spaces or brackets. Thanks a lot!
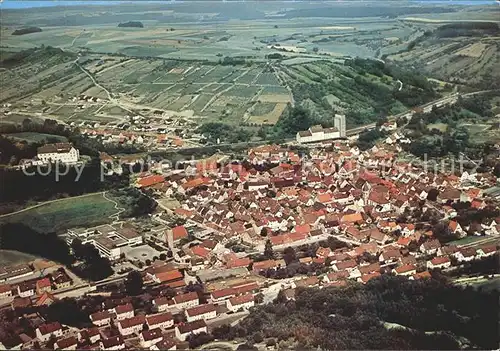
11,27,42,35
214,276,498,350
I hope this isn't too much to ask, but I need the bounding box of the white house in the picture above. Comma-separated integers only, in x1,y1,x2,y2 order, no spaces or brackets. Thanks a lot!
454,248,477,263
150,338,176,351
100,336,125,351
90,311,112,326
117,315,145,336
146,312,174,330
37,143,80,164
419,239,441,255
184,304,217,322
175,320,207,342
140,328,163,349
172,292,199,310
152,297,171,313
392,264,417,276
78,328,101,345
226,293,255,313
427,256,451,269
36,322,63,342
210,288,236,304
476,245,497,258
17,283,35,298
113,303,135,321
54,336,77,350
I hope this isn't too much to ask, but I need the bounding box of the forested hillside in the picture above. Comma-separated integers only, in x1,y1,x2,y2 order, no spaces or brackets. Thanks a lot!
218,276,498,350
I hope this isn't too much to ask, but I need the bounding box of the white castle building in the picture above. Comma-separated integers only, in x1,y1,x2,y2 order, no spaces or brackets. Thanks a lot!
296,114,346,143
37,143,80,164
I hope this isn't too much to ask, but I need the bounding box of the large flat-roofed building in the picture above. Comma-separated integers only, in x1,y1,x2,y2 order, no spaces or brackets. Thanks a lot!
0,264,34,283
37,143,80,164
66,223,143,260
296,125,340,143
296,114,346,143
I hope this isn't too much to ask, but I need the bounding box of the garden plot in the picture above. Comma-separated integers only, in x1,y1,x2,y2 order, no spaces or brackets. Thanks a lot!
248,102,287,125
255,72,281,86
235,68,262,84
195,66,235,84
225,86,261,98
191,94,214,113
166,95,195,111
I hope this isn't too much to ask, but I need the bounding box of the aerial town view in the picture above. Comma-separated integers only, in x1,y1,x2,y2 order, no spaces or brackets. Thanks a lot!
0,0,499,350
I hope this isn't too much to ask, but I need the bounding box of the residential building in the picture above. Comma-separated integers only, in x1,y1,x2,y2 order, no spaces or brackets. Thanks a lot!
226,293,255,312
37,143,80,164
140,328,163,349
152,297,171,313
393,264,417,276
0,284,12,299
184,304,217,322
118,315,146,336
151,338,176,350
36,278,52,295
427,256,451,269
146,312,174,330
36,322,63,342
100,336,125,351
175,320,207,342
90,311,113,326
113,303,135,321
54,336,78,350
17,282,35,298
172,291,199,309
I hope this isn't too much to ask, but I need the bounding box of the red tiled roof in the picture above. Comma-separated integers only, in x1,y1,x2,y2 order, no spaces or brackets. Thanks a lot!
38,322,62,335
211,288,235,300
430,256,450,265
115,303,134,315
294,224,311,235
0,284,11,294
228,293,254,306
395,264,416,274
173,292,198,305
172,226,188,241
119,315,145,329
185,304,216,317
413,271,432,280
36,278,51,289
137,175,165,188
155,270,183,283
146,312,173,326
226,257,252,269
361,272,381,283
191,245,211,258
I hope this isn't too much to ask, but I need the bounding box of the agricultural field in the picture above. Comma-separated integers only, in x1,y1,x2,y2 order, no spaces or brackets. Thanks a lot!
0,250,38,266
0,193,120,234
7,132,68,143
0,2,498,134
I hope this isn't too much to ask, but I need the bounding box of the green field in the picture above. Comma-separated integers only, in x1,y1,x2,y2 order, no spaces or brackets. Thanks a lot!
0,249,38,266
0,193,119,233
7,132,68,143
